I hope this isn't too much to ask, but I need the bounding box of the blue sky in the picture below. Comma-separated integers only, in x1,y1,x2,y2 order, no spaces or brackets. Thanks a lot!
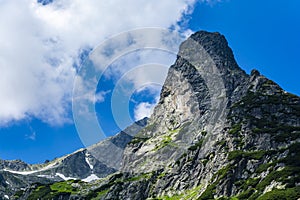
0,0,299,164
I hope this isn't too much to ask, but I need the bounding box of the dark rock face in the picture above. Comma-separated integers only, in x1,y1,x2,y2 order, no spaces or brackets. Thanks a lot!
11,31,300,199
0,160,29,171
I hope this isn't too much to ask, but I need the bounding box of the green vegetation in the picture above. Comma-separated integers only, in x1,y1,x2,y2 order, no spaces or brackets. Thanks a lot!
283,142,300,167
13,190,24,199
50,181,78,193
235,178,260,191
257,186,300,200
153,128,180,151
154,135,172,151
85,184,112,199
27,185,54,200
201,131,208,136
156,185,202,200
228,123,242,135
230,143,300,199
188,138,204,151
236,188,256,200
228,150,267,161
235,166,300,200
238,91,257,106
157,172,167,179
256,167,297,192
129,136,150,144
126,172,152,182
216,140,226,148
255,163,273,173
198,165,231,200
94,189,110,199
262,79,276,87
252,124,300,136
129,123,157,145
24,180,85,200
274,131,300,143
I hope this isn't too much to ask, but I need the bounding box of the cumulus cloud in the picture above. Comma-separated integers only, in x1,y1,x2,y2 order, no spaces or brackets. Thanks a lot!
0,0,196,126
133,89,160,121
134,101,157,121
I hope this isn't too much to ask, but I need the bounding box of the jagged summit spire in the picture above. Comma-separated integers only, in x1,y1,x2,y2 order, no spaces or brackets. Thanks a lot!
179,30,241,71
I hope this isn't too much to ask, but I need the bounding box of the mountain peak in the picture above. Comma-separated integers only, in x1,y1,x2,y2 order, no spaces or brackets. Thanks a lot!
6,31,300,200
180,30,241,72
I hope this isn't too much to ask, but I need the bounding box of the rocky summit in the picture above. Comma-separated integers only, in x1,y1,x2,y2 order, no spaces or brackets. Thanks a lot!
3,30,300,199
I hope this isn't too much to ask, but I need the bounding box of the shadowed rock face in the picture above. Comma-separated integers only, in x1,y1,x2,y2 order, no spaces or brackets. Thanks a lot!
10,31,300,200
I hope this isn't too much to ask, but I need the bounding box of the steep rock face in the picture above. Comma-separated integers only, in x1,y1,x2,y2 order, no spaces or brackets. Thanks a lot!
16,31,300,199
94,31,299,199
122,31,248,174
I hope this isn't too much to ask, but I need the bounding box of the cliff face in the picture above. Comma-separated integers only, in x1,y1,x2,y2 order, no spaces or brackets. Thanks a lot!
14,31,300,200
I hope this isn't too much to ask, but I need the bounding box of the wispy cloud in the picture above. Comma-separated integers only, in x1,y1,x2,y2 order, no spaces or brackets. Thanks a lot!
25,126,37,141
95,90,111,103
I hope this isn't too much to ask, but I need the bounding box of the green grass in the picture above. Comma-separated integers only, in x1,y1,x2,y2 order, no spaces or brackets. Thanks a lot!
26,180,82,200
153,129,180,151
188,138,204,151
157,185,202,200
274,131,300,143
255,163,273,173
255,166,300,192
216,140,226,147
228,150,267,161
228,123,242,135
198,165,231,200
50,181,77,193
126,172,152,182
283,142,300,167
129,136,150,144
236,188,256,200
257,186,300,200
92,189,110,199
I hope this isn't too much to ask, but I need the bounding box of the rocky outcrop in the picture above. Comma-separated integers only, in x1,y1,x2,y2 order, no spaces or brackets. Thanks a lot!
14,31,300,199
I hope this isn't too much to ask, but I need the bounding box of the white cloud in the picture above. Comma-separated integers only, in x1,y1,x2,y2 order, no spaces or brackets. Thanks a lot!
25,131,37,141
134,101,156,121
133,91,160,121
95,90,111,103
0,0,196,126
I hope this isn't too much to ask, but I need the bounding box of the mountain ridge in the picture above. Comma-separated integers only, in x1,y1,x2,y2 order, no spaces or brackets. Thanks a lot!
0,118,148,198
4,30,300,199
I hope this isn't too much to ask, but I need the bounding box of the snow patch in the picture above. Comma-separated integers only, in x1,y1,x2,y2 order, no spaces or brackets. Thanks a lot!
37,174,54,179
4,195,9,199
85,153,94,170
3,162,58,175
5,181,10,185
55,173,76,181
82,174,99,182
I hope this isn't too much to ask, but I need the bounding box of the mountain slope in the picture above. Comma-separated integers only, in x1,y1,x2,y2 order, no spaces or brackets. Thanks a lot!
15,31,300,200
0,118,147,198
